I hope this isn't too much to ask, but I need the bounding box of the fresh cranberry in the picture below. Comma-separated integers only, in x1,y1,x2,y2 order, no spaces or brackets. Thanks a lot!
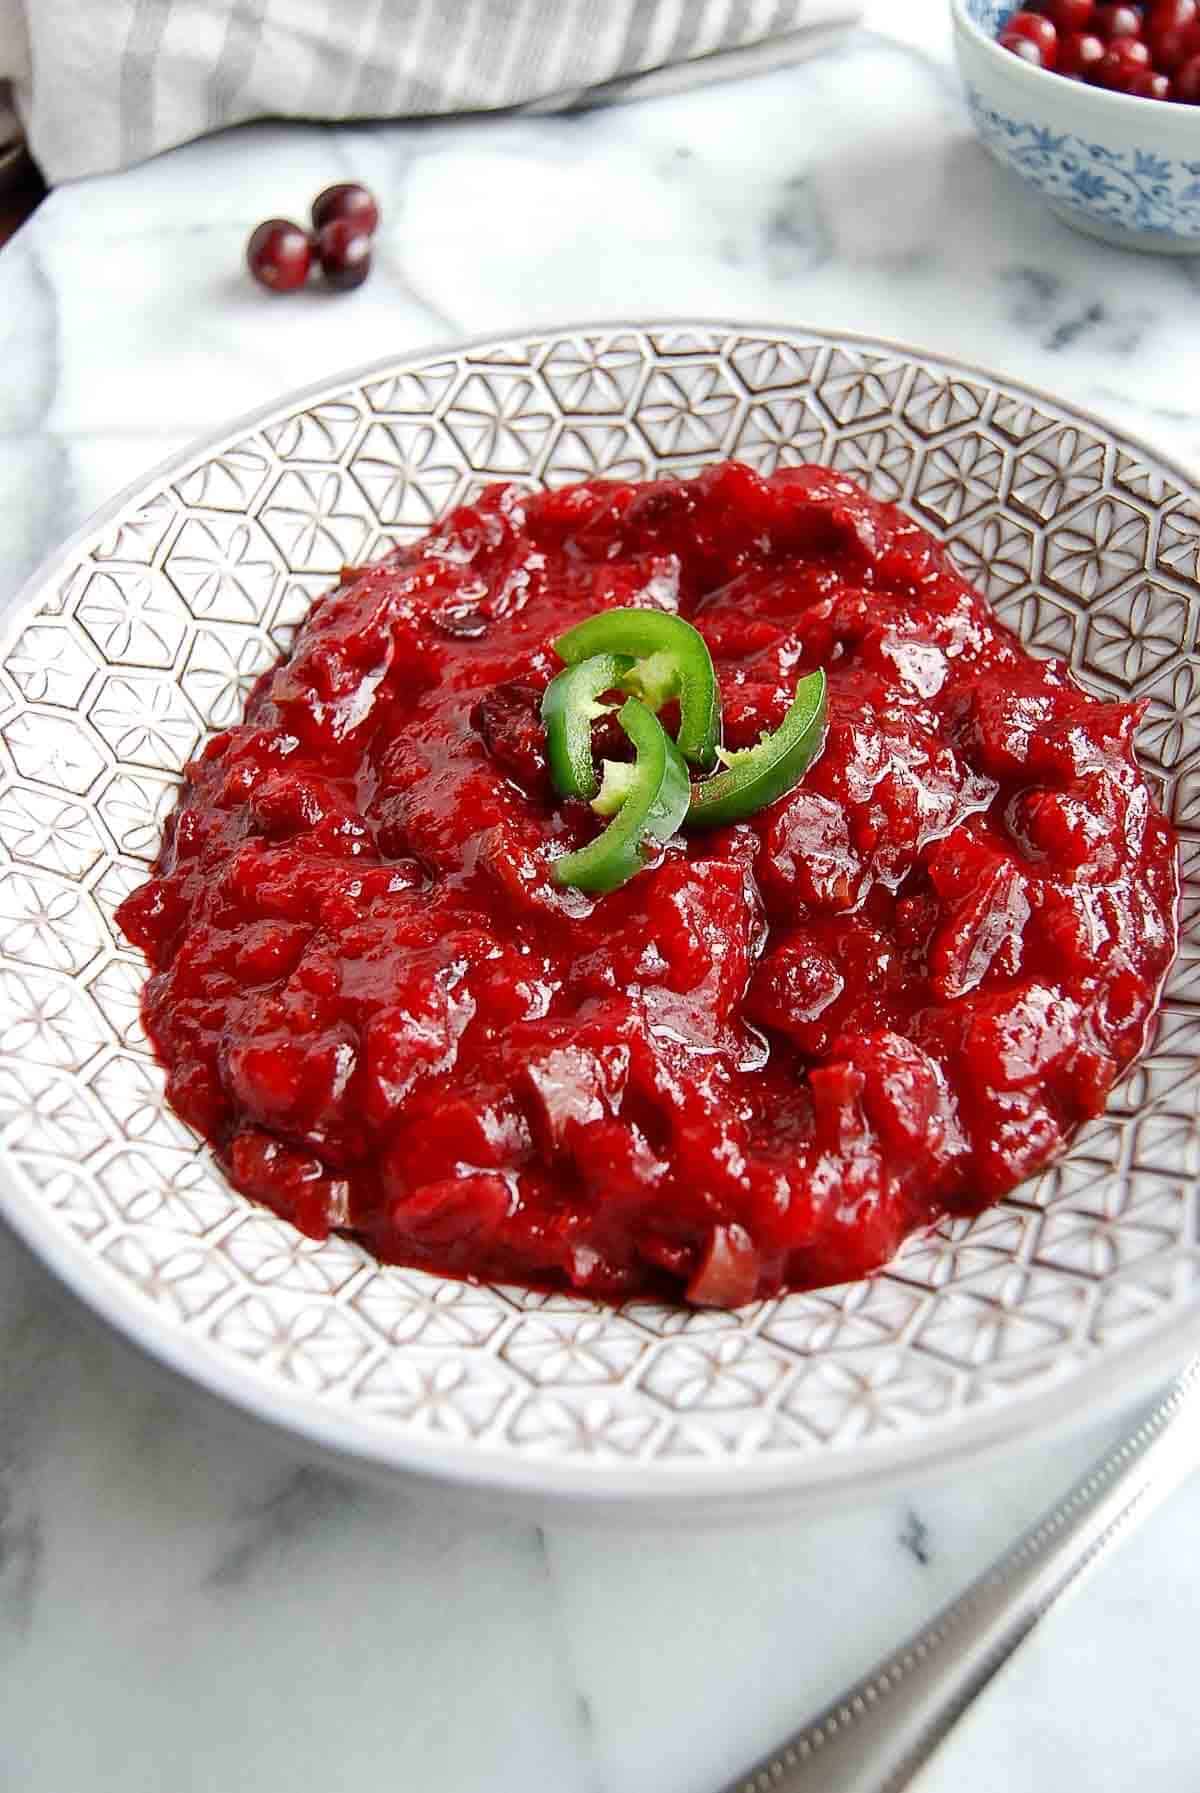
311,182,380,237
246,218,313,293
999,26,1049,62
1176,47,1200,90
1148,0,1200,66
317,219,372,290
1128,64,1173,89
1059,27,1107,68
1094,2,1145,35
1092,34,1153,82
1045,0,1095,25
1149,0,1197,34
1004,8,1060,60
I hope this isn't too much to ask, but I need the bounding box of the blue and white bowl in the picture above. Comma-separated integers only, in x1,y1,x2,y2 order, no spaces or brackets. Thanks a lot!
952,0,1200,253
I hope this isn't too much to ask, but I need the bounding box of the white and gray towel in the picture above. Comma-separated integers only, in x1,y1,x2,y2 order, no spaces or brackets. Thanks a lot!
0,0,861,183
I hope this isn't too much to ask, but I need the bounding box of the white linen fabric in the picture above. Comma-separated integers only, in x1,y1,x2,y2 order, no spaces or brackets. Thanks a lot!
0,0,862,182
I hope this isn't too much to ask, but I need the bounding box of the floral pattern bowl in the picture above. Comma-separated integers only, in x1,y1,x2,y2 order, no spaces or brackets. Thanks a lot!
952,0,1200,253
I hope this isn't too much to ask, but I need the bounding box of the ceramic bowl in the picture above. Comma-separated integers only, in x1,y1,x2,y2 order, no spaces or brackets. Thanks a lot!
0,321,1197,1516
952,0,1200,253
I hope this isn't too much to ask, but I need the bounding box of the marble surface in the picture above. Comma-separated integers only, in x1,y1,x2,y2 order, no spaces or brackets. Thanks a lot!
1,4,1198,1789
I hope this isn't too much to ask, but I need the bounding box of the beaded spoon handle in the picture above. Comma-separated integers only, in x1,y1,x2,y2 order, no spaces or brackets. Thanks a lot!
718,1357,1200,1793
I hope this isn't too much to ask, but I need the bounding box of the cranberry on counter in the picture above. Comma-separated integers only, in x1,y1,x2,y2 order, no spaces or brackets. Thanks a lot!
246,182,381,293
312,182,381,237
316,218,372,290
245,219,313,293
996,0,1200,95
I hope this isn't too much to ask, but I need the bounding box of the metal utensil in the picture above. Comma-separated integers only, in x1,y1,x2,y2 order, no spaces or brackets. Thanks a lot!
721,1357,1200,1793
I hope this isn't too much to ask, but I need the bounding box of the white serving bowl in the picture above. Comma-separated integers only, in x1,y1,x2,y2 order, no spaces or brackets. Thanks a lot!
952,0,1200,252
1,320,1198,1517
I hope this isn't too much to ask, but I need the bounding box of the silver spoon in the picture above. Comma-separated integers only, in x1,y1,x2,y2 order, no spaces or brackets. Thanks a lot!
719,1356,1200,1793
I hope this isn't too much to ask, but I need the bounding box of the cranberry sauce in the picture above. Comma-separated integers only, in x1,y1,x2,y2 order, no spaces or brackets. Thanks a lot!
118,463,1179,1308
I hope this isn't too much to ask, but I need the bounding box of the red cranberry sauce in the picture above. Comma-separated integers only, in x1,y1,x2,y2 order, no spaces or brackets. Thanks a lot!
117,464,1179,1307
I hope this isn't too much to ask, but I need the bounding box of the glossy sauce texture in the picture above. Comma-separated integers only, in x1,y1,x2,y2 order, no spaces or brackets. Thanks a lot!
118,463,1179,1308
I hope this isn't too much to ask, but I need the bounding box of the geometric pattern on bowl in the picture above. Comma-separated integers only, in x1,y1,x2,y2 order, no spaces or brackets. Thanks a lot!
0,323,1197,1502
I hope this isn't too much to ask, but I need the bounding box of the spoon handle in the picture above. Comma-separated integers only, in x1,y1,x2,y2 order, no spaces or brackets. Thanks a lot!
720,1357,1200,1793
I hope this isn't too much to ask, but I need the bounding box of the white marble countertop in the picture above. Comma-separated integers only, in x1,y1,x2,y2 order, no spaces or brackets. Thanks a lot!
2,4,1199,1789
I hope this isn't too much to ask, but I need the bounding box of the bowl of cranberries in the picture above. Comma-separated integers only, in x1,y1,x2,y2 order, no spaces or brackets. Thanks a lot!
246,182,380,294
953,0,1200,251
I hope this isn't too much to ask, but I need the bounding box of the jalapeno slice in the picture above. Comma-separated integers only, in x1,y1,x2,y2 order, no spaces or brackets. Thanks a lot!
540,651,636,801
686,670,827,829
552,608,720,770
550,697,691,894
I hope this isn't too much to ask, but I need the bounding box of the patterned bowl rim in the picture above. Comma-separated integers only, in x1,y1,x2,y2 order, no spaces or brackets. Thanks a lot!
0,317,1196,1510
950,0,1200,116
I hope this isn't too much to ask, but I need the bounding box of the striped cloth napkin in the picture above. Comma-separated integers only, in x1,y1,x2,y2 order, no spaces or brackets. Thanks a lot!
0,0,861,183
